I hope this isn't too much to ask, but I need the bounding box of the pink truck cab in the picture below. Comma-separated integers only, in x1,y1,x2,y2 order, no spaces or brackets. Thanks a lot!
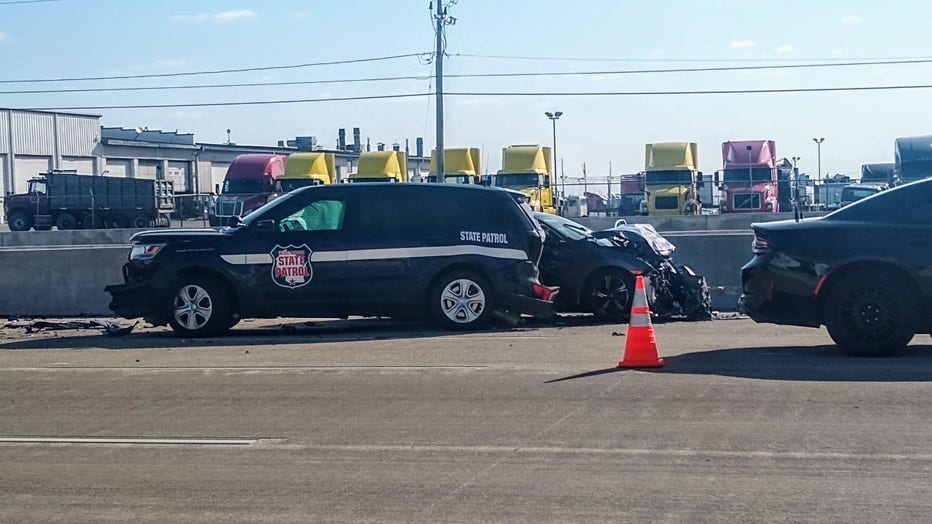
715,140,779,213
209,154,286,226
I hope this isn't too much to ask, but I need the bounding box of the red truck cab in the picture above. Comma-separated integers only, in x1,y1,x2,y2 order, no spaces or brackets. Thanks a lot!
209,154,286,227
716,140,779,213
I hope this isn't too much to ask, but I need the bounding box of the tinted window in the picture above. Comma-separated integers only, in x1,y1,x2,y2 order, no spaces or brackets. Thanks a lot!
829,179,932,223
444,190,524,230
355,189,434,235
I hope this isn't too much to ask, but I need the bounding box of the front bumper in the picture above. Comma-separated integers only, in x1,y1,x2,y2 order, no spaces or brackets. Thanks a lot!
498,291,554,319
105,279,159,320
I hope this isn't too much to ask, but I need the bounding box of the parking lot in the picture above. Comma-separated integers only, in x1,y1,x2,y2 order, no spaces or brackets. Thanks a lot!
2,316,932,522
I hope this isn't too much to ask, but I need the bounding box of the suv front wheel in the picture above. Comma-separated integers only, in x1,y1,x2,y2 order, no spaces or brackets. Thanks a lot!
429,270,494,330
168,277,233,337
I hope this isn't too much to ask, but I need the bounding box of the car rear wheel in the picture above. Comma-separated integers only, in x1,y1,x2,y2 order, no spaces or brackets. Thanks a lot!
824,270,917,357
430,270,494,330
584,269,635,322
168,277,233,337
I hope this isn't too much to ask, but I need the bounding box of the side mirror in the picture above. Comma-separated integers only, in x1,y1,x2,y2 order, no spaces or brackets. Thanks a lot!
713,171,720,186
543,175,551,188
227,216,243,227
254,219,275,233
214,183,221,195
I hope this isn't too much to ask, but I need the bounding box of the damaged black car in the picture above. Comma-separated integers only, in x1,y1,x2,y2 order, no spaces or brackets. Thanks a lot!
535,213,712,322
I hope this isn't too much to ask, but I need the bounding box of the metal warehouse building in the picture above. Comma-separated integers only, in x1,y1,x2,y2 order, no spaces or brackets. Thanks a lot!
1,108,429,221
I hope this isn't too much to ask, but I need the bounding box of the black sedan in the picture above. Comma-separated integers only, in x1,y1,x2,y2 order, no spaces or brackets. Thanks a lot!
740,178,932,356
535,213,710,321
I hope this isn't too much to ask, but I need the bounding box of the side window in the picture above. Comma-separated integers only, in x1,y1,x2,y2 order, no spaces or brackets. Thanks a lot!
450,192,523,230
279,199,346,232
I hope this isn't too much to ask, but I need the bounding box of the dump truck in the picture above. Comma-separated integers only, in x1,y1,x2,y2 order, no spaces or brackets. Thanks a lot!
3,170,174,231
427,147,481,184
492,145,557,214
209,154,285,226
349,151,408,182
715,140,780,213
894,135,932,185
277,152,336,192
643,142,703,215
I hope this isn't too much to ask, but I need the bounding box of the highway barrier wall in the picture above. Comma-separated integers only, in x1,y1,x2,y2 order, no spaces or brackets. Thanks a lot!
0,231,753,318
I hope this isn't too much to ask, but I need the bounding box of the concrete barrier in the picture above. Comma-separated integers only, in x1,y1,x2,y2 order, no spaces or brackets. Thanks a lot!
0,230,753,317
0,245,128,317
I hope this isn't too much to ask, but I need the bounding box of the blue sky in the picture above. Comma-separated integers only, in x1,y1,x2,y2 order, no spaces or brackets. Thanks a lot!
2,0,932,182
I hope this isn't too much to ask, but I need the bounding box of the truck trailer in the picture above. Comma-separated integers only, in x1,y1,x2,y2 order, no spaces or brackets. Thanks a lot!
894,135,932,185
3,170,174,231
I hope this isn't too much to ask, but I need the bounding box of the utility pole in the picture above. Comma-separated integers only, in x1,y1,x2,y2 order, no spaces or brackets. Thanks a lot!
433,1,455,182
582,162,587,193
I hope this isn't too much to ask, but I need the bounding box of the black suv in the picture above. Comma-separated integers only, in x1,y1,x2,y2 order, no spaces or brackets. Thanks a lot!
740,178,932,356
106,184,557,336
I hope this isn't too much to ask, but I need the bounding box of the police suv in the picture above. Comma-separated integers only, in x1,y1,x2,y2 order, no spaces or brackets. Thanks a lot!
106,183,558,337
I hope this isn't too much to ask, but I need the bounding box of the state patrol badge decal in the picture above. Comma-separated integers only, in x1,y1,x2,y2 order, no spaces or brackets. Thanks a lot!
271,244,313,288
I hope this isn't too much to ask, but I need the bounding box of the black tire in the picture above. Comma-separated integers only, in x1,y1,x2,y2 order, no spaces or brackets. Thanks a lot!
130,214,149,229
107,213,129,229
7,211,32,231
584,268,635,322
81,211,101,229
429,270,494,330
56,213,78,230
167,277,233,337
824,270,917,357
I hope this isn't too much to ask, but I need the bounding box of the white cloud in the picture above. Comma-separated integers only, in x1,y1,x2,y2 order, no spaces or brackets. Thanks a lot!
155,59,187,68
213,9,258,22
729,40,756,49
841,15,862,25
172,9,258,23
776,45,794,53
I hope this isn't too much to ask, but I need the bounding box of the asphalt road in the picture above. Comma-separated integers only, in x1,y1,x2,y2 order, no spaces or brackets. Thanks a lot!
2,316,932,523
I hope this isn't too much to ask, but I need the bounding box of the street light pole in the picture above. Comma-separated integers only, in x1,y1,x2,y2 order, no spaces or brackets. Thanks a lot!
813,137,825,184
746,145,753,209
545,111,563,208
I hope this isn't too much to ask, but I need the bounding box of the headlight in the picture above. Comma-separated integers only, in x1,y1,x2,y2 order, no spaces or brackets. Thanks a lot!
130,243,166,261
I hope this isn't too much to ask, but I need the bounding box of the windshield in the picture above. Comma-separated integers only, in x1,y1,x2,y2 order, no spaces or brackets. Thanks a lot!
495,173,540,188
645,170,692,185
27,180,47,195
349,177,396,183
278,178,323,193
723,167,773,183
223,178,268,194
535,213,593,241
427,174,475,184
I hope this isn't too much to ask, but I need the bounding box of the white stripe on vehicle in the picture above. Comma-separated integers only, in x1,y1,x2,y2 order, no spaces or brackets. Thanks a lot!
221,245,527,265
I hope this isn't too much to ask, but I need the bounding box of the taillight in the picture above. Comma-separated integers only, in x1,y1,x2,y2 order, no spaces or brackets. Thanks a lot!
531,282,560,302
752,233,772,254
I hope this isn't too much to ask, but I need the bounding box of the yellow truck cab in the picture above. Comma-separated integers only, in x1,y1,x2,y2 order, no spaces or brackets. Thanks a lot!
644,142,703,215
349,151,408,183
277,152,336,192
493,145,557,214
427,147,482,184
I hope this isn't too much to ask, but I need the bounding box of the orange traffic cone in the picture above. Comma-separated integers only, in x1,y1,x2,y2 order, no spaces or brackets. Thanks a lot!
618,275,664,368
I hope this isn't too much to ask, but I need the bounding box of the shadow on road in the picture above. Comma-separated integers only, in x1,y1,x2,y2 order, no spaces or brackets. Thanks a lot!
547,344,932,383
0,317,544,351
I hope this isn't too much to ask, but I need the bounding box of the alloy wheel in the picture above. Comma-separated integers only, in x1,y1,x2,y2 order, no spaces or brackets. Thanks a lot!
173,284,213,331
440,278,487,324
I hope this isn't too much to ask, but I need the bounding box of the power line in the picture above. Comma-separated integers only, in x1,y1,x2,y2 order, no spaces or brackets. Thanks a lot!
24,82,932,111
0,0,61,4
26,93,432,111
455,52,932,63
0,52,431,84
3,58,928,96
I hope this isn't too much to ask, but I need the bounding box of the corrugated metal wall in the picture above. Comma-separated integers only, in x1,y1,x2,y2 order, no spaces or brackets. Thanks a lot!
57,115,98,157
0,111,9,154
11,111,55,155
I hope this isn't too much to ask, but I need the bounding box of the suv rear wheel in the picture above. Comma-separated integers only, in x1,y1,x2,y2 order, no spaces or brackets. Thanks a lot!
824,270,917,357
168,277,233,337
430,270,494,330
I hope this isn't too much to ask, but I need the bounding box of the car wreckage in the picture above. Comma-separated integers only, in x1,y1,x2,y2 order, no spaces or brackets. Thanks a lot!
535,213,712,322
